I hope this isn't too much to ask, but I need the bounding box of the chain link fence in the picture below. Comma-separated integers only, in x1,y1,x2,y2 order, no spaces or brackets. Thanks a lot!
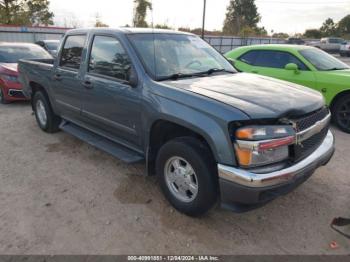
204,36,287,54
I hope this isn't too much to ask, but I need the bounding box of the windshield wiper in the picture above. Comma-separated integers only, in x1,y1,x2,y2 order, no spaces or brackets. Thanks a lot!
194,68,234,76
157,73,195,81
157,68,234,81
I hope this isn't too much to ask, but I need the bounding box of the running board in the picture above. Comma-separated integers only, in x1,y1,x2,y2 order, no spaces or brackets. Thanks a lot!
59,121,144,164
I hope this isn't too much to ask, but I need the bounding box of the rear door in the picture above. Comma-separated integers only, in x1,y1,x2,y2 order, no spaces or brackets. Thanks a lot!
52,34,87,120
81,34,142,147
238,50,317,88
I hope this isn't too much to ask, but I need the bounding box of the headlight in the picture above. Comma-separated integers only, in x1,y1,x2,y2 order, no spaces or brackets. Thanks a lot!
234,125,295,168
0,74,19,82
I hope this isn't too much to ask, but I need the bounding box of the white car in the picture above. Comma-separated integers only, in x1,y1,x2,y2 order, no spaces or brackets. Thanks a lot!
313,37,344,53
340,41,350,57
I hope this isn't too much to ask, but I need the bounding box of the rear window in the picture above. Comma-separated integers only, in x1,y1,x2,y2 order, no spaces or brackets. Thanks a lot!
0,45,52,63
60,35,86,70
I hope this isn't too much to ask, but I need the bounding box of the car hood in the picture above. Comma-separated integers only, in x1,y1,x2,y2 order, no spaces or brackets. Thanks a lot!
163,73,324,119
0,63,18,73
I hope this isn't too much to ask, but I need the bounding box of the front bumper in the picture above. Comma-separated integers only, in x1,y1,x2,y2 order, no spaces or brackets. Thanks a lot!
1,81,27,101
218,130,335,211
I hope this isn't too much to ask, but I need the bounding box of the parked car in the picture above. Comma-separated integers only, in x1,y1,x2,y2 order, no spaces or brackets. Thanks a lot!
311,37,344,53
340,41,350,57
18,28,334,216
0,43,52,104
35,40,60,56
226,44,350,133
285,37,305,45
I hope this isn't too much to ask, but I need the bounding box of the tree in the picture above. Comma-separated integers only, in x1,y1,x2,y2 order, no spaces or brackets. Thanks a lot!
94,13,109,27
338,15,350,35
154,24,172,29
320,18,338,36
0,0,53,25
133,0,152,28
0,0,26,24
304,29,322,39
223,0,261,35
272,32,289,39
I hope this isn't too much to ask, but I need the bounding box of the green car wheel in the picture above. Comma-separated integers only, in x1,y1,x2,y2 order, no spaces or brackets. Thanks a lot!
333,94,350,133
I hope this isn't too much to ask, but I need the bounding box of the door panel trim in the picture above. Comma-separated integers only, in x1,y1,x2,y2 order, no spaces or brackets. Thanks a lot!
56,99,80,113
83,110,137,135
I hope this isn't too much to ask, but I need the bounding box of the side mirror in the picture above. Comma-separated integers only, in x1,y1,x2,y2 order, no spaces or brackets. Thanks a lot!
285,63,299,73
128,67,138,88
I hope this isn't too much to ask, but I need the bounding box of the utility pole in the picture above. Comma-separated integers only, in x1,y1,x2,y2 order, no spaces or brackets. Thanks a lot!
201,0,206,39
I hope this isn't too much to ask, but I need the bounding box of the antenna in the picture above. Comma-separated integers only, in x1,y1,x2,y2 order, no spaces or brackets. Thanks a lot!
201,0,207,39
150,0,157,78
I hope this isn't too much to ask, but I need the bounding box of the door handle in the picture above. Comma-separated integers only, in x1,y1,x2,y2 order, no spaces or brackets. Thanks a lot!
53,74,62,81
82,80,93,89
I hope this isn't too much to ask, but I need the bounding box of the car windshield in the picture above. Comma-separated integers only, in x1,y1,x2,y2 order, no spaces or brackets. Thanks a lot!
46,41,59,50
328,38,343,44
0,45,52,63
128,33,235,80
299,48,349,71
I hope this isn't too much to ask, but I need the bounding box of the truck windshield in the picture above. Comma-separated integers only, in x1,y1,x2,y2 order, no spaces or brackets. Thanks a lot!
0,45,52,63
300,48,349,71
128,33,235,81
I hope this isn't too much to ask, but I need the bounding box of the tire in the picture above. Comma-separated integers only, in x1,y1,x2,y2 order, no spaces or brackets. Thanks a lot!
0,87,9,104
156,137,218,217
340,52,345,57
33,91,61,133
332,94,350,134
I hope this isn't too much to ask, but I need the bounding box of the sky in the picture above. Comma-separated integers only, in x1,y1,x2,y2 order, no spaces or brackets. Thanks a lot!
49,0,350,34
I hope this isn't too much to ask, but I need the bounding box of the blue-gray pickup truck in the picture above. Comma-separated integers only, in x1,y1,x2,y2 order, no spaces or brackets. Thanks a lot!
18,28,335,216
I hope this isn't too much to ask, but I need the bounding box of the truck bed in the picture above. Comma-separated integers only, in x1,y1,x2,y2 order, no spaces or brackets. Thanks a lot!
18,58,55,99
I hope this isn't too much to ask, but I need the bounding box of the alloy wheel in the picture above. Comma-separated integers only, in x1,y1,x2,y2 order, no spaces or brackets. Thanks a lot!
164,156,199,203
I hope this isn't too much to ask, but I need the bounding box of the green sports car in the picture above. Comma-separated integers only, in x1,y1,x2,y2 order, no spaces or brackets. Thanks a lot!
225,45,350,133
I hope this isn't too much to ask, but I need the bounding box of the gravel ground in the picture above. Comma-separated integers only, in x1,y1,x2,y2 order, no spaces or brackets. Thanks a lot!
0,55,349,255
0,103,349,255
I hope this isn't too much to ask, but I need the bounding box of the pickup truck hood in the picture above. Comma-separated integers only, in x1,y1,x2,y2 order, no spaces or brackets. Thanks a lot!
164,73,324,119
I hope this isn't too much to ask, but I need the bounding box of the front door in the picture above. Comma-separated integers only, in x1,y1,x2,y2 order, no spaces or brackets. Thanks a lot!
237,50,317,89
254,50,317,88
81,35,141,147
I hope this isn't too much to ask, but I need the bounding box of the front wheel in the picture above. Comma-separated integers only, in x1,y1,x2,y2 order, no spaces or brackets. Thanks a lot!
156,137,218,217
333,94,350,133
33,91,61,133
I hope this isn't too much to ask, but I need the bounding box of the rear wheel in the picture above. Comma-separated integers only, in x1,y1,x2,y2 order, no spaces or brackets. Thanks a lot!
33,91,61,133
333,94,350,133
156,137,218,216
0,87,9,104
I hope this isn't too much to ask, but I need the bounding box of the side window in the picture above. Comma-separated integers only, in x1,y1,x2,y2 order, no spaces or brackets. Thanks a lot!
238,50,259,65
88,35,132,81
254,50,308,70
60,35,86,70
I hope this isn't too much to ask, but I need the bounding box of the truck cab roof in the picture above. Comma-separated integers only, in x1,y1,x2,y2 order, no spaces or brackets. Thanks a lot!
66,27,194,36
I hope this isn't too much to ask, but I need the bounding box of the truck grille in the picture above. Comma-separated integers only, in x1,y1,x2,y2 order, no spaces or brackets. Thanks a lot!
294,107,329,132
290,107,330,162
